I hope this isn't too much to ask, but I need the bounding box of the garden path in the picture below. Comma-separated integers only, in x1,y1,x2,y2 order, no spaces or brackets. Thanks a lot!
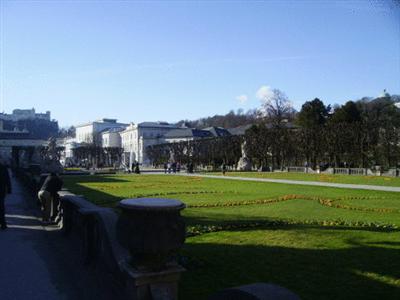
0,174,121,300
174,173,400,192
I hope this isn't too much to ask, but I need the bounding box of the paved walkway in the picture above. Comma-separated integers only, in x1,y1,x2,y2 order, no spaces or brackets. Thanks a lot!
0,175,121,300
175,173,400,193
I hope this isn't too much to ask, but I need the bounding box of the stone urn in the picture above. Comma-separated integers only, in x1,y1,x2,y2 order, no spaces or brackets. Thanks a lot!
117,198,186,271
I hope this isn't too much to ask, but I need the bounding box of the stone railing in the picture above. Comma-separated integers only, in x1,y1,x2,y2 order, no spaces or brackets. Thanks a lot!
331,168,368,175
385,168,400,177
287,166,307,173
60,191,186,300
286,167,316,174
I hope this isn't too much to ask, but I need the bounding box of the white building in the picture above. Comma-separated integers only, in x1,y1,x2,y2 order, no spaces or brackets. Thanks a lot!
75,118,127,145
101,127,124,148
120,122,179,167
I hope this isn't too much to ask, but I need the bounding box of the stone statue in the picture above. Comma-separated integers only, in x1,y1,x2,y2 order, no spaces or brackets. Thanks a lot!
169,150,175,163
237,141,252,171
40,137,63,173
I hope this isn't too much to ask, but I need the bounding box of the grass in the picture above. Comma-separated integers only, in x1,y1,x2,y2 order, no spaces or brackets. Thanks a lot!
64,167,82,171
63,174,400,299
208,171,400,187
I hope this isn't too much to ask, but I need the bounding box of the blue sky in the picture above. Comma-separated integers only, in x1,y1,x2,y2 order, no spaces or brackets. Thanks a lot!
1,0,399,127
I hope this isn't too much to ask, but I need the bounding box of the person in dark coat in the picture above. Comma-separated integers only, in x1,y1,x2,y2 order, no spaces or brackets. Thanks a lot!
164,162,168,174
38,173,63,224
222,163,227,175
134,162,140,174
0,161,12,230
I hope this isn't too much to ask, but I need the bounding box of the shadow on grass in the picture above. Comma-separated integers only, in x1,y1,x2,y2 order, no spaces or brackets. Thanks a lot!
62,175,130,206
62,174,131,184
183,214,400,233
366,241,400,246
180,239,400,300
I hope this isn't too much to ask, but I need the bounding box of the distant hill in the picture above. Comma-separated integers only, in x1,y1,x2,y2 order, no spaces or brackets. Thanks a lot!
176,109,258,129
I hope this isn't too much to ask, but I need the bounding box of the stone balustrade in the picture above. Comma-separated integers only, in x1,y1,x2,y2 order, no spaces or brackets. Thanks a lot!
60,191,186,300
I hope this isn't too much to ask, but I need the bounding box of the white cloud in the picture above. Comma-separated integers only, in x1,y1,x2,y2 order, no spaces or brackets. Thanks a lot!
256,85,274,102
236,94,248,105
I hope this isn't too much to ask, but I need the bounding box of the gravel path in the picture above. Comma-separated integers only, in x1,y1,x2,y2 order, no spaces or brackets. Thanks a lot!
175,173,400,193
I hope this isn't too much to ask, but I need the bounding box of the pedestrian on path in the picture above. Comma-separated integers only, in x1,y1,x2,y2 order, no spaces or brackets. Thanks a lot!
0,159,12,230
38,173,63,224
222,163,227,175
164,162,168,174
134,162,141,174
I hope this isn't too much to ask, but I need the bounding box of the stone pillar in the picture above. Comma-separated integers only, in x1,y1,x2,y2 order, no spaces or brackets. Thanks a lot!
117,198,186,300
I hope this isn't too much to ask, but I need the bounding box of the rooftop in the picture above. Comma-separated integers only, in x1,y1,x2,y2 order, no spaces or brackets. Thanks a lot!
164,128,213,139
203,126,231,137
76,118,127,128
138,121,178,128
101,127,127,134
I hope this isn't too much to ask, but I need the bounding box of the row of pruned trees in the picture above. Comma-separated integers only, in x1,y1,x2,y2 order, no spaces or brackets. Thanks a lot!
147,135,242,168
72,144,123,168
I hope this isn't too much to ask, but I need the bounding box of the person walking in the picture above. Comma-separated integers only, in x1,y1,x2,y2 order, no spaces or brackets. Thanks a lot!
134,162,141,174
38,173,63,224
222,163,227,176
164,162,168,174
0,160,12,230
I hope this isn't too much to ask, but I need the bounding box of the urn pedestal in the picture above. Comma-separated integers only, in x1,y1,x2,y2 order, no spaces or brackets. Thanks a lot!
117,198,186,300
117,198,186,271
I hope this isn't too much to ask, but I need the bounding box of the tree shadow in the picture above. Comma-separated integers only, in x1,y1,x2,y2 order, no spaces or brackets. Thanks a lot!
179,239,400,300
183,214,400,233
61,175,130,206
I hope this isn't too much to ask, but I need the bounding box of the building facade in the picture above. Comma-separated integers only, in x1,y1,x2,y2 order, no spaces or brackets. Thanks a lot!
101,127,124,148
120,122,180,167
75,118,127,144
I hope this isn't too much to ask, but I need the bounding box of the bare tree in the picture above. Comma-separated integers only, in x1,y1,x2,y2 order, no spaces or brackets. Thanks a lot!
260,89,295,126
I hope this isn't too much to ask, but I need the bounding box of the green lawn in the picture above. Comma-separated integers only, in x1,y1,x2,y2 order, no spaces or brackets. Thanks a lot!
208,171,400,187
63,174,400,299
